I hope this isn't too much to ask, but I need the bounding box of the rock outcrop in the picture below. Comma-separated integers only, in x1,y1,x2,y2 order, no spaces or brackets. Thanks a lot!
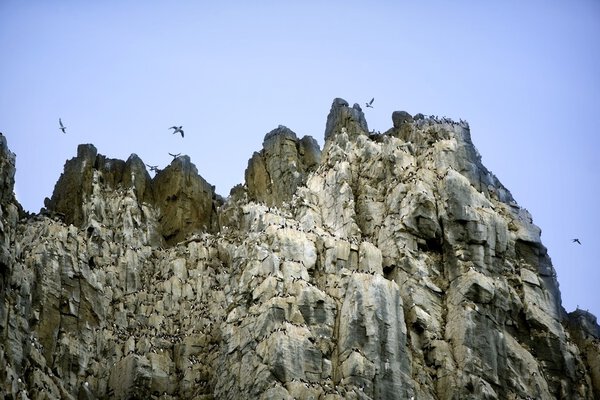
245,125,321,207
44,145,220,246
324,98,369,142
153,155,219,244
0,99,598,399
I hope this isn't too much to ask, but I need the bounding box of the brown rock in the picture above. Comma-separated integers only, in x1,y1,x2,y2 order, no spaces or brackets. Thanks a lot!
153,155,219,244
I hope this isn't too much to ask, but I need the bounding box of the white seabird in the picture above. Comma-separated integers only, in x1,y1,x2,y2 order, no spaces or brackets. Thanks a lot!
59,118,67,133
169,126,184,137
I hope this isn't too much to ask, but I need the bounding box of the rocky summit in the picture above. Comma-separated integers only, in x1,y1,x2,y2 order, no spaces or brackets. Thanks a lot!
0,98,598,400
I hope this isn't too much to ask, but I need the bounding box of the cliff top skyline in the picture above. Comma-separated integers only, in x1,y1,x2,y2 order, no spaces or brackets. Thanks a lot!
1,92,598,399
1,1,598,318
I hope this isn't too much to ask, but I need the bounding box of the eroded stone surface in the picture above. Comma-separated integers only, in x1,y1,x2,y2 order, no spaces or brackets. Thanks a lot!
0,102,598,399
154,155,220,244
245,125,321,207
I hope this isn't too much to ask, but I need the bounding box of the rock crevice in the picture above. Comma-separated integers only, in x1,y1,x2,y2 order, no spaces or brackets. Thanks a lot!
0,100,597,399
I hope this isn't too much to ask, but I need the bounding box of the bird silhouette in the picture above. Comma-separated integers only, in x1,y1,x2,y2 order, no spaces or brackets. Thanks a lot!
169,126,184,137
365,98,374,108
146,164,160,173
168,152,181,160
59,118,66,133
572,238,582,245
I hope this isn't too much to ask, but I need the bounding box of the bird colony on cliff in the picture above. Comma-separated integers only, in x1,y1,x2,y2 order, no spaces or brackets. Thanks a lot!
0,99,598,399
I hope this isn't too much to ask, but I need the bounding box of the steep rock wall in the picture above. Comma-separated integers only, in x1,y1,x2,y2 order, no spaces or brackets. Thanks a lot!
0,100,598,400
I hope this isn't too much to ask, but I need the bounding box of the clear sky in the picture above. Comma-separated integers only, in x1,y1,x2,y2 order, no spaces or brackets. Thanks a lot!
1,1,599,317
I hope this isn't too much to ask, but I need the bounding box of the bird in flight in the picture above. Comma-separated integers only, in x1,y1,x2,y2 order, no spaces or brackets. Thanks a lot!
365,98,374,108
146,164,160,173
59,118,67,133
168,152,181,160
169,126,184,137
572,238,582,245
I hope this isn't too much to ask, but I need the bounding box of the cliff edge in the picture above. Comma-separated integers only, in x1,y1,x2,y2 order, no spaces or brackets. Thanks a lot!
0,100,598,399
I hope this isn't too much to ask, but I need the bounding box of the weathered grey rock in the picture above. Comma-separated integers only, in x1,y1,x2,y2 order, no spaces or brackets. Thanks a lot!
108,355,153,399
0,134,20,271
0,133,18,207
0,100,598,399
122,153,154,204
45,143,98,226
245,125,321,207
391,110,413,128
566,310,600,399
324,97,369,142
337,274,413,399
46,145,155,227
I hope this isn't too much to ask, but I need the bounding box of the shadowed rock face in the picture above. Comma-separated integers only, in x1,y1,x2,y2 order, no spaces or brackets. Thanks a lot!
0,134,19,316
44,145,219,246
245,125,321,207
0,134,18,207
45,144,155,227
153,155,219,244
44,144,99,226
324,97,369,142
0,101,598,400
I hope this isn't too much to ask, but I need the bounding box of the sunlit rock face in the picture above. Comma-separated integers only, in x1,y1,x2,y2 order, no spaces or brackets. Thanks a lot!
0,100,598,399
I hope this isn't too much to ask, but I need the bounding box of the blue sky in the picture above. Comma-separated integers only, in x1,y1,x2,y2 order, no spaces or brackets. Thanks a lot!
1,1,599,317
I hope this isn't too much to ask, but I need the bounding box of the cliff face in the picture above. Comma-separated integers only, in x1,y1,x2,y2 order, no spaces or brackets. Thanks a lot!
0,100,598,399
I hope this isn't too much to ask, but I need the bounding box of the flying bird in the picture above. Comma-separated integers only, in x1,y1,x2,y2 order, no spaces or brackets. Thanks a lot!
169,126,184,137
146,164,160,173
59,118,67,133
572,238,581,245
168,152,181,160
365,98,374,108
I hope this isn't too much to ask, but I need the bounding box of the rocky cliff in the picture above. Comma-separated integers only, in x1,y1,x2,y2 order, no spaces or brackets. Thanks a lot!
0,98,598,400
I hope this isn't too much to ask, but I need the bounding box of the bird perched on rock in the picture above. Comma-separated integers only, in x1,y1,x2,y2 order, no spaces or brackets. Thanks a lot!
365,98,374,108
59,118,67,133
170,126,184,137
168,152,181,160
572,238,582,245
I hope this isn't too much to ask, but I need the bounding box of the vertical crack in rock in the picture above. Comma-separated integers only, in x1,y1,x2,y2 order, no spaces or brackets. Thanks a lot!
0,102,598,399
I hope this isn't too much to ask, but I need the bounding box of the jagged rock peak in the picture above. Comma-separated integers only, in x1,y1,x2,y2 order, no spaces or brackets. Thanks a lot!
245,125,321,207
44,144,219,246
324,97,369,142
0,134,20,275
153,154,220,244
264,124,297,143
0,100,598,399
45,144,154,227
0,133,18,207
